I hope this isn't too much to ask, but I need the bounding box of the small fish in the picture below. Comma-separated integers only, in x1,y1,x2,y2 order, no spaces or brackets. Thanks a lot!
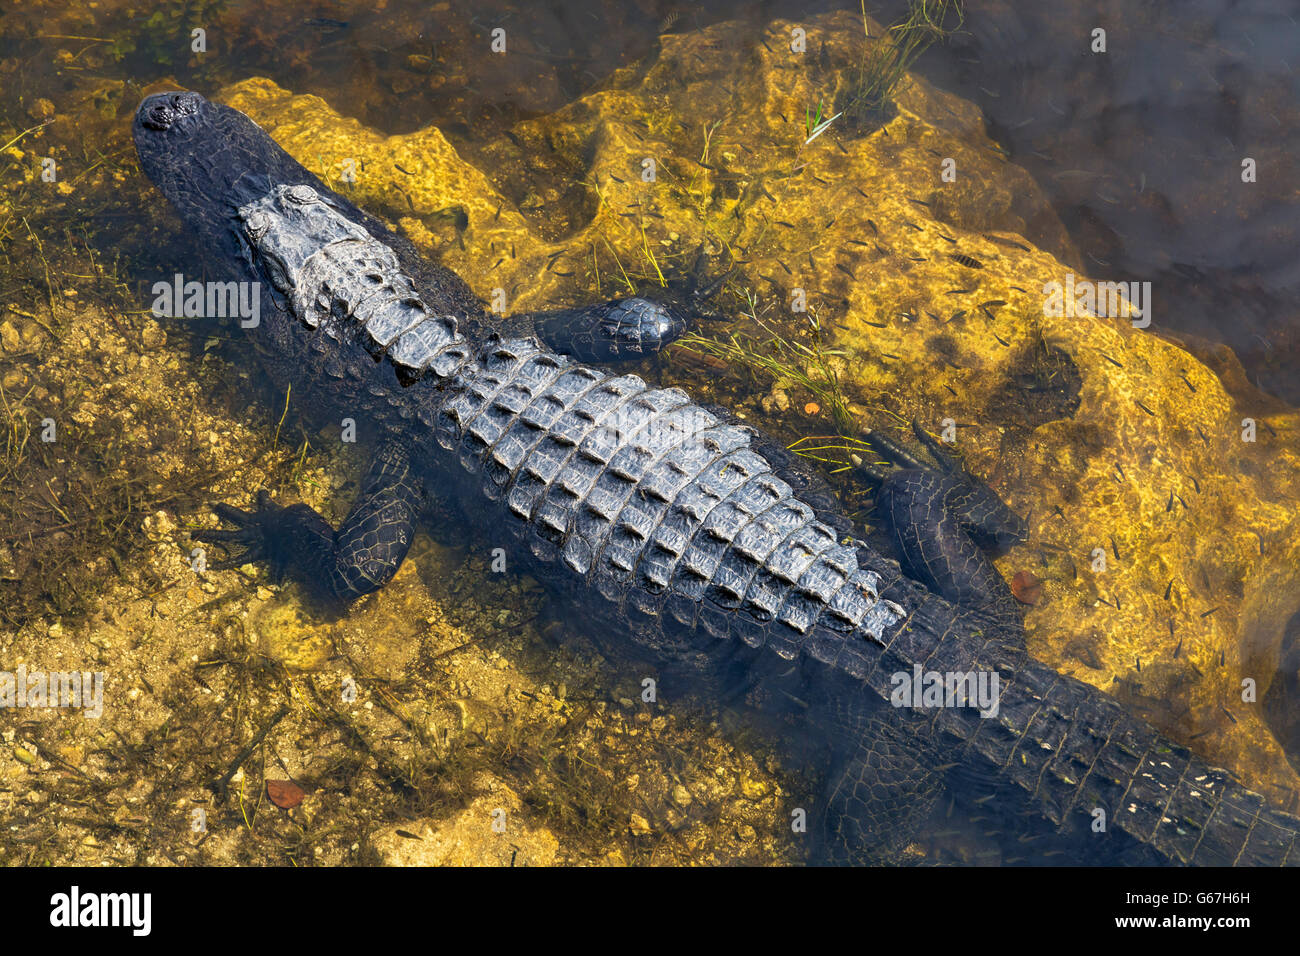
395,163,414,176
950,253,983,269
977,299,1007,309
1099,352,1123,368
902,219,923,232
1134,399,1155,416
1009,285,1028,294
865,218,878,234
945,287,977,296
992,332,1010,347
846,239,871,247
1200,606,1219,619
1180,373,1197,393
983,234,1030,252
836,263,855,278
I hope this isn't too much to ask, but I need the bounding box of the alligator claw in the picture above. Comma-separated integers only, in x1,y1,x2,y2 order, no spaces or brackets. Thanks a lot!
191,490,280,572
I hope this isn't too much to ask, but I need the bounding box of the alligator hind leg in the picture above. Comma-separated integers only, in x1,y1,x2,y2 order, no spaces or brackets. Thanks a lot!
857,420,1025,624
822,712,946,864
193,438,421,602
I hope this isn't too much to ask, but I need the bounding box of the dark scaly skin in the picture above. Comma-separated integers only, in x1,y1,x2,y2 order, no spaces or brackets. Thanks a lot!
194,442,421,601
859,421,1026,633
531,298,688,363
133,91,1300,865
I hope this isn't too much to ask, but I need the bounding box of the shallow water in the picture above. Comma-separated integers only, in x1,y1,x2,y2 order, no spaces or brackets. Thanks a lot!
0,0,1297,866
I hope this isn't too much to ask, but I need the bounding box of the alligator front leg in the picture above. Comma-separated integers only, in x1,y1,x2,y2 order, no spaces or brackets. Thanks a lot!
193,439,421,602
528,244,734,363
529,297,691,363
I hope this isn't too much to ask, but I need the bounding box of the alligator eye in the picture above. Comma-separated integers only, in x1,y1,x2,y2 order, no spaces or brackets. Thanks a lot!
284,184,319,205
244,211,270,240
265,259,289,289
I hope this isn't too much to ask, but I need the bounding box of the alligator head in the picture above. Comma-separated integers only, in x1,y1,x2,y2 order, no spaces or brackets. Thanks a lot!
133,91,339,260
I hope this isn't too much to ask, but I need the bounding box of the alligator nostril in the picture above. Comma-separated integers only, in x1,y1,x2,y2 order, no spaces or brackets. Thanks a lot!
138,91,201,131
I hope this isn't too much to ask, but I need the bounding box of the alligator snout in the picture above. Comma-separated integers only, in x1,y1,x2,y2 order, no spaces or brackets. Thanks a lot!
137,91,202,131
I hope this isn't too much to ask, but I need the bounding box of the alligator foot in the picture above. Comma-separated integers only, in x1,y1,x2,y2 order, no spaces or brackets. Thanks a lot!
527,243,734,363
193,439,422,602
856,419,1026,627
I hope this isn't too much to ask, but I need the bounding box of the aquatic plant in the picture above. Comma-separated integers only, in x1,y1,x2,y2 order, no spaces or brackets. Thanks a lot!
674,289,906,475
839,0,965,130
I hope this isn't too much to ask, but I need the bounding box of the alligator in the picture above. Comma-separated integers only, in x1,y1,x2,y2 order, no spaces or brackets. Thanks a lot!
132,90,1300,865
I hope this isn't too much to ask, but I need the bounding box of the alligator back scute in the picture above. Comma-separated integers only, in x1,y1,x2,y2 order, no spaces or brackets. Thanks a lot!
561,389,688,576
618,429,747,624
484,367,605,501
